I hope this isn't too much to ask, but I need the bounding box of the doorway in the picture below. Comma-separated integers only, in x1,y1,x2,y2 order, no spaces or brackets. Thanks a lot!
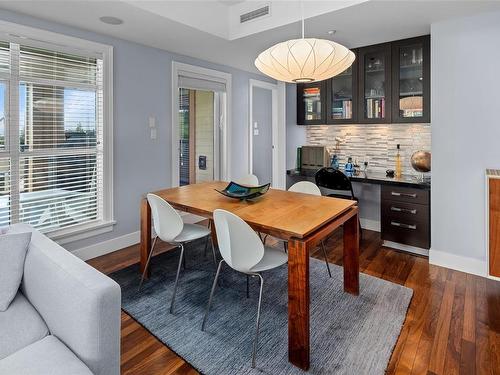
171,62,232,187
178,88,221,186
248,79,286,189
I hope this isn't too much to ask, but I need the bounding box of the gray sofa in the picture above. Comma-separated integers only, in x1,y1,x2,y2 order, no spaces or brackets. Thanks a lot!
0,224,121,375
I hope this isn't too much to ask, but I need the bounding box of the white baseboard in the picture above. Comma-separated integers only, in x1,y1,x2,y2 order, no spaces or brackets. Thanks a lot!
72,231,140,261
360,218,380,232
429,248,487,277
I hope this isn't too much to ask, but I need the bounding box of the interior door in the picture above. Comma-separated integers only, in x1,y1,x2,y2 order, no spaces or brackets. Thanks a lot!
251,86,273,185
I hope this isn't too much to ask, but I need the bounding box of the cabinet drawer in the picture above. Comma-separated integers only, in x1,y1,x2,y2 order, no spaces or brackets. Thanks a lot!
381,215,430,249
382,200,429,224
381,185,429,205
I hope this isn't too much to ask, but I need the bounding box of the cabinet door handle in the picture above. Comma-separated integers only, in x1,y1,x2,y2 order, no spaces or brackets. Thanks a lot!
390,206,417,214
391,191,417,198
391,221,417,230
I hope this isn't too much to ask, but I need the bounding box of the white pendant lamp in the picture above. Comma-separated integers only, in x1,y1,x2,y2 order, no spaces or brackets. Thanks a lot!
255,4,355,83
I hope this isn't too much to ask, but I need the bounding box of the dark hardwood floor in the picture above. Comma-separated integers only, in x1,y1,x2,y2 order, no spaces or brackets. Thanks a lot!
88,228,500,375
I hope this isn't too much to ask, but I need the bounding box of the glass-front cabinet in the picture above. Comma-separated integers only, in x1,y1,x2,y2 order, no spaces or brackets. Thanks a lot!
326,51,358,124
297,81,326,125
296,35,430,125
392,36,430,123
358,43,392,123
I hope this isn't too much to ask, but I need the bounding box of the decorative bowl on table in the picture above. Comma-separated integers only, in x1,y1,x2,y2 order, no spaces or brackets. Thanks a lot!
215,181,270,200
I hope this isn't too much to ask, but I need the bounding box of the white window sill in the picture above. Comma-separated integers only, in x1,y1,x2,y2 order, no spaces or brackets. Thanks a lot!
47,220,116,245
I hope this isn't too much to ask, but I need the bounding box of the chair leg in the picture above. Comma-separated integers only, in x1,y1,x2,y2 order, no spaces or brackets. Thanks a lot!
201,260,224,331
283,241,288,254
320,240,332,278
252,274,264,368
246,275,250,298
169,244,185,314
203,234,209,257
210,236,217,269
138,236,158,290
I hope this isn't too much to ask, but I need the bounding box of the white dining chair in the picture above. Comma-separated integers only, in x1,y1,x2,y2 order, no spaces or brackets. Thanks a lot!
201,209,288,368
139,193,217,314
236,174,259,186
287,181,332,277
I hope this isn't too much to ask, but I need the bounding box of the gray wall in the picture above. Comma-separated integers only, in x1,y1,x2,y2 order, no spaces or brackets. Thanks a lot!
252,86,273,184
0,9,274,252
430,11,500,269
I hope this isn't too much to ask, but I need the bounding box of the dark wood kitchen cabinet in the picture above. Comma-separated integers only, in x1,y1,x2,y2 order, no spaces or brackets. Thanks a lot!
391,36,430,123
297,81,326,125
326,49,358,124
296,35,430,125
381,185,430,249
358,43,392,123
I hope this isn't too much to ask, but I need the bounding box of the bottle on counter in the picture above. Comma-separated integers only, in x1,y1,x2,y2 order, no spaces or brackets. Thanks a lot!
345,156,354,176
330,154,339,170
395,144,402,178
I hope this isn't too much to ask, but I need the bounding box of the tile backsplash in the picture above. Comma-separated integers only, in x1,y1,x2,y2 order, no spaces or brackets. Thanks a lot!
305,123,431,175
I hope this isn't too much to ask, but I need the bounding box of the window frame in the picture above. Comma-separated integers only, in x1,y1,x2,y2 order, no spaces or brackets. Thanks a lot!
0,21,114,244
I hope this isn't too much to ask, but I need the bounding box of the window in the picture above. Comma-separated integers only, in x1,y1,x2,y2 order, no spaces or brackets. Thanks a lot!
0,26,113,240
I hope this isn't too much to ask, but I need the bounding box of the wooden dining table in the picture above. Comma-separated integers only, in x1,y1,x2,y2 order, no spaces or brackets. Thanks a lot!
139,181,360,371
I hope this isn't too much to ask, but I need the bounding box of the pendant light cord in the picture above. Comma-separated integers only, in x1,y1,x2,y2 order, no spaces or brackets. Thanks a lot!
301,1,305,39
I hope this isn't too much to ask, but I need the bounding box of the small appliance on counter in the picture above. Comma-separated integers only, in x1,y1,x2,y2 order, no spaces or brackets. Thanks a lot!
300,146,329,171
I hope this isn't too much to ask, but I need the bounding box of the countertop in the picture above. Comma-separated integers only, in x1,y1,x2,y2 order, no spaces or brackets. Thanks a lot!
287,168,431,189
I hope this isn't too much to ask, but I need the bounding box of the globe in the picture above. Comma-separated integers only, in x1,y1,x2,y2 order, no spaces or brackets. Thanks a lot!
411,151,431,173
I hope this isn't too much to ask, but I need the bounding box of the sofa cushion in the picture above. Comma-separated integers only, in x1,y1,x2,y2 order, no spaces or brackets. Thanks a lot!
0,231,32,311
0,335,93,375
0,292,49,360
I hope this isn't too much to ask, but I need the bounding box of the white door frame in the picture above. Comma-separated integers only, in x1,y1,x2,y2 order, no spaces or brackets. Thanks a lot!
171,61,232,187
248,79,286,189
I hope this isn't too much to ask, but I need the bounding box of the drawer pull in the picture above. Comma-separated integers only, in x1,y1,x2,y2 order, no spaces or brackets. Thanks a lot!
391,191,417,198
391,221,417,230
390,206,417,214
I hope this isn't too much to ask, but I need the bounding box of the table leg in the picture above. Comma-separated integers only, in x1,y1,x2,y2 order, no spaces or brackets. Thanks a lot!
343,210,359,295
140,197,152,278
209,218,218,249
287,238,310,370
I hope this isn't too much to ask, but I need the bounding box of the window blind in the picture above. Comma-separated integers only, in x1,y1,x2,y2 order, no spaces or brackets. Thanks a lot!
0,41,105,233
178,75,226,93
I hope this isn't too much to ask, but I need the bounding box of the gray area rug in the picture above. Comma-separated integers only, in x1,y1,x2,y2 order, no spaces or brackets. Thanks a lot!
110,239,413,374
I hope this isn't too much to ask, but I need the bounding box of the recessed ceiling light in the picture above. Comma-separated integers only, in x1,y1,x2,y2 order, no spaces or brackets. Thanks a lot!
328,30,337,36
99,16,124,25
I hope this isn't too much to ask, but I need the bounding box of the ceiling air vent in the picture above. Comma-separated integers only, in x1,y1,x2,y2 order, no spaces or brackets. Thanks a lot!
240,5,270,23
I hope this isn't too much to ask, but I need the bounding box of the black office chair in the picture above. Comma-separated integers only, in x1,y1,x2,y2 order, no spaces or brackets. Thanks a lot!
315,167,362,239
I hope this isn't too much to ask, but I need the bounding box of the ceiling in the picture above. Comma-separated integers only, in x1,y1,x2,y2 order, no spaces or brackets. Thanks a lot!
0,0,499,74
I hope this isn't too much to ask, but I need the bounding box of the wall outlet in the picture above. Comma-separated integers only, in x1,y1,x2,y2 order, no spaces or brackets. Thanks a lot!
150,128,157,140
253,129,259,136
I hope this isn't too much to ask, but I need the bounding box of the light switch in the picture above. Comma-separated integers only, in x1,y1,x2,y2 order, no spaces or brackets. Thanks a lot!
150,128,157,140
149,116,156,128
254,122,258,129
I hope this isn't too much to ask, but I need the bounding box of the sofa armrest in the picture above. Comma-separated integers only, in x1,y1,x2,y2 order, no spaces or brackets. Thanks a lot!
12,224,121,375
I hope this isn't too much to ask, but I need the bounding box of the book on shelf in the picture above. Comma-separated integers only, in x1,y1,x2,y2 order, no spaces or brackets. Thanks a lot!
366,98,385,119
